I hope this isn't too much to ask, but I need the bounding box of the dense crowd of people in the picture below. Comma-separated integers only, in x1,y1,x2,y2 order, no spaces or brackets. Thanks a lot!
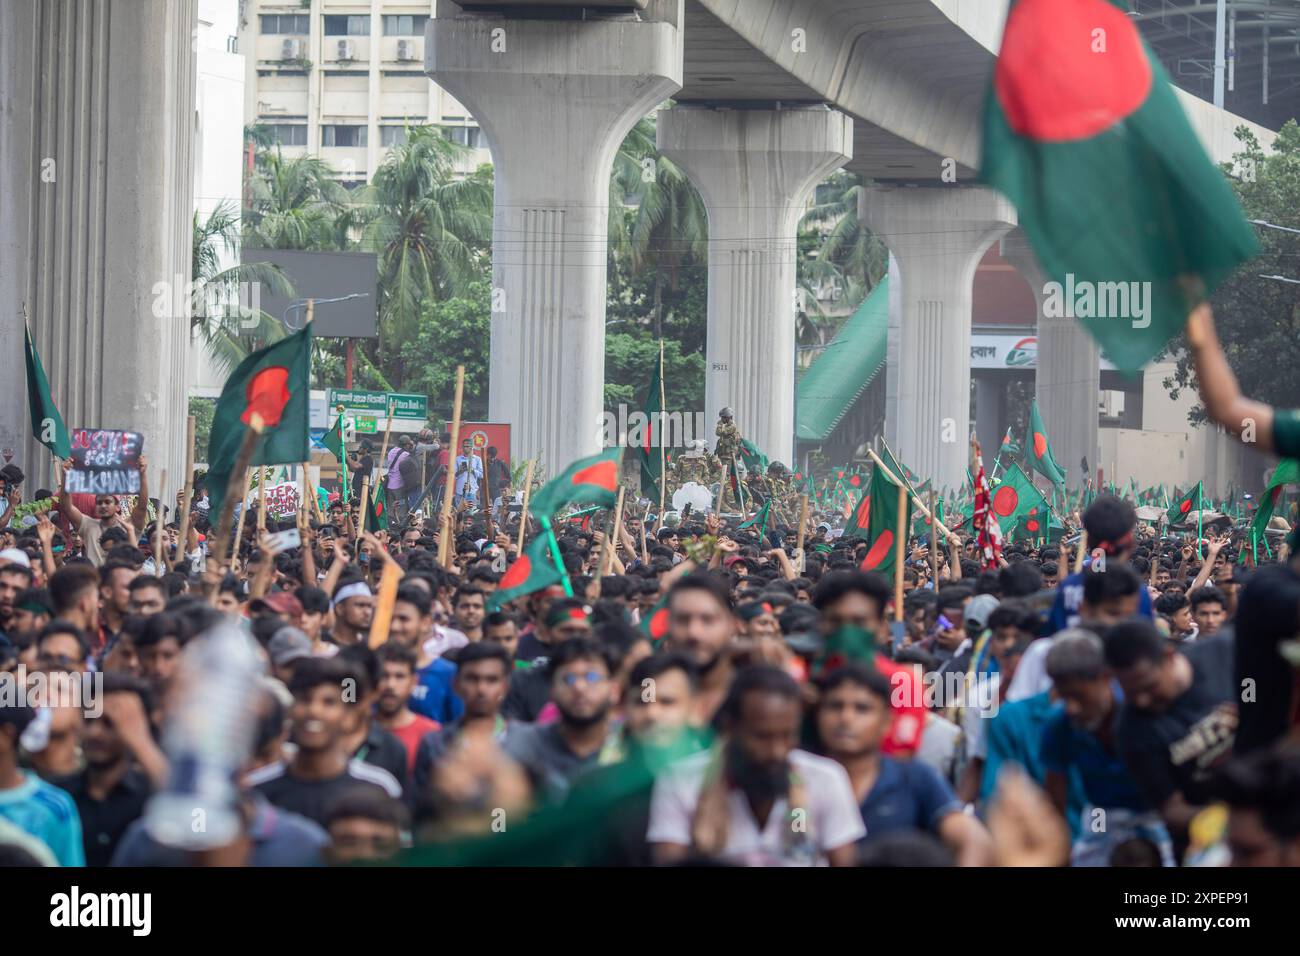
1,427,1299,870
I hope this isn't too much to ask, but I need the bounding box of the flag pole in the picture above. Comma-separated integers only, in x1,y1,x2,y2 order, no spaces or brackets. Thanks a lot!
601,486,626,576
231,467,254,565
516,458,535,552
657,339,666,532
893,482,907,623
795,493,809,572
257,466,269,532
929,489,940,585
541,516,574,597
640,500,652,564
438,367,465,568
154,468,167,573
865,447,957,544
172,414,196,572
364,399,395,537
206,420,265,602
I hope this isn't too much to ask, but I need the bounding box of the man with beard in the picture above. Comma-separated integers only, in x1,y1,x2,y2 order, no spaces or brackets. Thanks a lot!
647,665,864,866
57,460,150,566
503,638,615,803
330,579,374,648
52,673,168,866
0,561,32,635
1040,631,1174,866
663,573,738,725
374,643,440,775
249,657,402,827
502,598,592,722
6,588,52,650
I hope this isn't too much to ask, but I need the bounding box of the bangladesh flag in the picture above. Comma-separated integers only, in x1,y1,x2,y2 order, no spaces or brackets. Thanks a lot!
207,326,312,522
845,482,872,541
639,593,670,648
1166,482,1203,524
24,324,71,459
365,480,388,532
738,439,768,475
736,499,771,536
982,0,1257,371
637,348,664,502
989,463,1052,538
1025,400,1067,487
487,534,564,612
1250,460,1299,544
859,465,911,575
528,448,621,519
323,413,344,462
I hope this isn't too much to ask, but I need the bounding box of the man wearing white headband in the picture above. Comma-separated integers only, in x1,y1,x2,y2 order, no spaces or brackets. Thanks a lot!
330,580,374,648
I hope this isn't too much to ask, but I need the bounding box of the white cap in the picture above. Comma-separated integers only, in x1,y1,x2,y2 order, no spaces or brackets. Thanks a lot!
0,548,31,568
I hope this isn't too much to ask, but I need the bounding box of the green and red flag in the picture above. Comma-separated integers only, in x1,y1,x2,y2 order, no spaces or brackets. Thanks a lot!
24,324,71,459
1024,400,1067,487
636,346,664,502
365,480,388,532
323,413,345,462
1166,481,1203,524
736,498,771,535
528,448,621,519
639,593,671,648
982,0,1258,371
738,438,768,475
844,481,873,541
859,465,912,575
207,326,312,522
1249,460,1299,546
988,463,1053,539
487,534,565,613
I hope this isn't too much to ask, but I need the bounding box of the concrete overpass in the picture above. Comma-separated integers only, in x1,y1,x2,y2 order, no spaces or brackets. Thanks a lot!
0,0,1275,492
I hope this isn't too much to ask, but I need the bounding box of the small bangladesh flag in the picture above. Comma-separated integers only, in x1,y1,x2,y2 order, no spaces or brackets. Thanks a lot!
1166,482,1204,524
1024,400,1067,487
860,465,911,575
739,439,768,475
989,463,1052,539
1250,460,1300,544
845,482,872,541
323,413,345,462
528,447,621,519
639,593,670,648
208,326,312,522
487,534,564,613
637,346,664,502
736,499,771,534
24,324,71,458
365,480,388,532
982,0,1258,371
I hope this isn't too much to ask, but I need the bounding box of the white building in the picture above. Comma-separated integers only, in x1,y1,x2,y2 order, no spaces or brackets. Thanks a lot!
239,0,490,186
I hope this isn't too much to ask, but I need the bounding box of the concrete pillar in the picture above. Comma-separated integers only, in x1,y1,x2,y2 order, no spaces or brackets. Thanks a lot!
1001,231,1100,489
658,105,852,467
426,5,682,468
861,186,1015,491
1,0,197,488
974,375,1007,457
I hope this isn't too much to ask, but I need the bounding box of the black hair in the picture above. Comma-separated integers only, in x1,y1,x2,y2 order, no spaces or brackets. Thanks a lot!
935,585,974,612
1045,629,1107,684
295,585,330,615
999,561,1043,598
0,563,33,586
1211,744,1300,840
546,637,612,681
483,610,518,631
1082,495,1136,548
628,651,699,696
1234,566,1300,754
376,642,419,672
36,621,91,661
987,599,1039,635
323,787,410,832
811,571,892,619
136,611,188,650
338,644,380,699
452,641,512,673
720,664,801,724
127,575,164,595
1082,564,1141,607
1153,591,1189,616
48,563,98,614
452,585,485,607
287,656,352,698
1102,618,1167,670
394,584,432,617
818,661,892,701
1188,585,1227,611
667,571,734,614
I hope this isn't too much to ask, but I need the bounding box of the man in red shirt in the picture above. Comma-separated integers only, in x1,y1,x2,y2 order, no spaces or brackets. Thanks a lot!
375,643,440,775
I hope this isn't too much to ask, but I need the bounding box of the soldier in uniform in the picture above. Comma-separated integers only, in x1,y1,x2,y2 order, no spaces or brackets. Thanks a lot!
714,407,742,465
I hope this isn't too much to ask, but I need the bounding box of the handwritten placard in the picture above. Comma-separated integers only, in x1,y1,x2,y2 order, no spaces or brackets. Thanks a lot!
65,429,144,495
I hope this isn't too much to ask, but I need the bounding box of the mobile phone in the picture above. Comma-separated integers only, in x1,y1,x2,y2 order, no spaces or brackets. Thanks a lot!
937,614,954,631
265,528,302,555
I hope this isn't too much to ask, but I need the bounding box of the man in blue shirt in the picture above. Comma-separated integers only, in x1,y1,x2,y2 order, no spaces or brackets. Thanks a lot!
1048,495,1153,633
1041,630,1174,866
0,703,84,866
816,663,993,865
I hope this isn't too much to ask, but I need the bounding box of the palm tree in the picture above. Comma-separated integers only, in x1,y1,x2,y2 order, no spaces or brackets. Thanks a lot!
359,126,493,385
191,200,295,374
244,150,353,251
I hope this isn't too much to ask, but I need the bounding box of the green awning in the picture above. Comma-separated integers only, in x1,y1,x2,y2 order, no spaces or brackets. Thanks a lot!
795,276,889,442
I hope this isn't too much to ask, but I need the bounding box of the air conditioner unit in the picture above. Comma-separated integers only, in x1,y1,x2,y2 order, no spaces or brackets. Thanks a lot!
396,39,415,61
337,39,355,61
280,38,303,60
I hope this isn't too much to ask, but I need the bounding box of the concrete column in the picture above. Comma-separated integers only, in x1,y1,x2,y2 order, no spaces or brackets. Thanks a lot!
1001,232,1100,488
974,375,1007,457
1,0,197,488
658,106,852,467
861,187,1015,491
426,6,682,468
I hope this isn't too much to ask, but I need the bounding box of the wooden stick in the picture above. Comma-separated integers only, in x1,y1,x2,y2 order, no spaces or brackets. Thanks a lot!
1074,531,1088,573
865,447,958,543
367,558,403,649
929,488,940,585
438,366,465,567
154,468,167,573
601,486,626,577
640,500,652,564
172,414,196,572
207,424,264,602
231,467,255,565
894,482,907,622
358,476,371,537
257,466,269,532
657,339,666,527
794,493,809,572
516,458,535,552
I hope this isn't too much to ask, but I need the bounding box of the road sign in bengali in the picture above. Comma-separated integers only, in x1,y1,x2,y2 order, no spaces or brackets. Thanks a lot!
328,389,427,421
354,416,377,434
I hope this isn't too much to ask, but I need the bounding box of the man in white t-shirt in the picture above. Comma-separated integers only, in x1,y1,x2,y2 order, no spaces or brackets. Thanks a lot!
647,666,864,866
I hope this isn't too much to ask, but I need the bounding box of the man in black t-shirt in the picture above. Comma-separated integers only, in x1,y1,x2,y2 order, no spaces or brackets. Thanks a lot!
249,658,402,827
1103,618,1236,846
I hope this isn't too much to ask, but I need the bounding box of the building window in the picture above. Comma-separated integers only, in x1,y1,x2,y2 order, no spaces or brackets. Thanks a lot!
322,125,367,148
266,124,308,147
379,126,408,147
442,125,484,149
260,14,309,34
323,15,370,36
382,14,429,36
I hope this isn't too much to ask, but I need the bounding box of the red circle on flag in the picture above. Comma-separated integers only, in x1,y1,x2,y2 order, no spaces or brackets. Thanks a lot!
1026,518,1041,532
500,556,531,589
648,606,670,640
572,460,618,491
861,531,894,570
994,0,1152,142
837,471,844,479
993,485,1019,517
794,473,802,481
849,475,861,487
1033,432,1048,459
242,366,292,428
855,496,871,528
1180,499,1192,514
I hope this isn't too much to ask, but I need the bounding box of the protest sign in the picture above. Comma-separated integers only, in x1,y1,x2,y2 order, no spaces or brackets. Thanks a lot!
65,429,144,495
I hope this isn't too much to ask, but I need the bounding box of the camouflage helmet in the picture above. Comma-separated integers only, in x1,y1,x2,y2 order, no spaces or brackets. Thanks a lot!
718,407,734,420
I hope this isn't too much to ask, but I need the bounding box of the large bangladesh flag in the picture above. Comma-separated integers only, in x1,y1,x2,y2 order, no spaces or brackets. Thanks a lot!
990,464,1052,540
207,327,312,523
487,534,564,612
1024,400,1067,487
24,324,71,458
528,447,621,518
859,465,911,575
1250,460,1299,543
1167,482,1204,524
982,0,1257,371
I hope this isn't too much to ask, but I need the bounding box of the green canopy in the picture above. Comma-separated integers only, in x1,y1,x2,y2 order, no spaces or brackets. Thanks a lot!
796,277,889,442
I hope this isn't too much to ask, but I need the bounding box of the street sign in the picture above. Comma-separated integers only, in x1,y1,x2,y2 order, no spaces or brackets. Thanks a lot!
328,388,427,421
355,416,377,434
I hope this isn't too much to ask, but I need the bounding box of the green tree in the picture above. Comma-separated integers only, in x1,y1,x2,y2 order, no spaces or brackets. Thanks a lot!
1164,123,1300,420
244,150,352,251
603,333,704,418
399,279,493,423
